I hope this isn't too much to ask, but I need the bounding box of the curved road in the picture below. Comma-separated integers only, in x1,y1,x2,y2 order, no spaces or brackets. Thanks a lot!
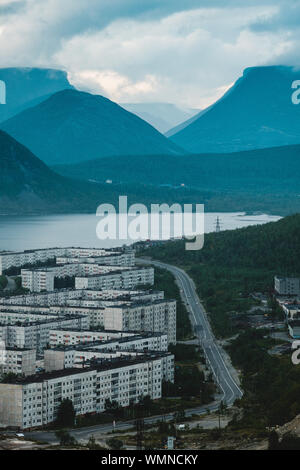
24,259,242,444
139,258,243,406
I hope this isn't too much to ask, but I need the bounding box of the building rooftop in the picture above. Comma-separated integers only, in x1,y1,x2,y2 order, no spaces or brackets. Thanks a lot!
75,266,152,279
48,332,167,351
0,314,87,327
0,247,133,257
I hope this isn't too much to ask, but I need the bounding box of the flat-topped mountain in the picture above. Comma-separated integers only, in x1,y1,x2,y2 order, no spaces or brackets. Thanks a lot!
0,67,74,122
170,66,300,153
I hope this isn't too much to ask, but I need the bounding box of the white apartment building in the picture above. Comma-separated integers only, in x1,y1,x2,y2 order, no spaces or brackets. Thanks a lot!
56,252,135,267
0,315,88,351
0,353,171,429
0,294,173,335
275,276,300,296
48,330,168,351
75,267,154,290
0,247,135,274
48,329,136,347
0,248,65,274
0,347,36,376
21,264,149,293
44,347,174,384
21,269,56,293
102,299,177,344
0,288,164,306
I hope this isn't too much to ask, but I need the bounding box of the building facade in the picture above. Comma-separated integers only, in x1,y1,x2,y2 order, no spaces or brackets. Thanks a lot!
0,353,173,429
275,276,300,296
0,347,36,376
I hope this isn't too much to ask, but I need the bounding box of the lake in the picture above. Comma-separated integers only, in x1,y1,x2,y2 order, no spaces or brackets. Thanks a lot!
0,212,281,251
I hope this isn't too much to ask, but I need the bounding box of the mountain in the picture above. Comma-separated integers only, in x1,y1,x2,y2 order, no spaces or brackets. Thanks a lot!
1,90,184,165
0,129,224,215
0,128,100,213
52,143,300,195
170,65,300,153
2,126,300,215
165,109,208,137
120,102,199,133
0,67,74,122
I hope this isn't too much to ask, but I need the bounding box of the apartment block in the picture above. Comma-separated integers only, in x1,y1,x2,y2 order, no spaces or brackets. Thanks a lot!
0,247,134,275
0,353,172,429
102,299,177,344
56,252,134,267
21,264,151,293
0,288,164,306
48,330,168,351
0,315,88,351
275,276,300,296
44,346,174,383
0,347,36,376
75,267,154,290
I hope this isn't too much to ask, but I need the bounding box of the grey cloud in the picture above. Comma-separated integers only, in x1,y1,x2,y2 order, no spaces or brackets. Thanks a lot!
0,1,25,16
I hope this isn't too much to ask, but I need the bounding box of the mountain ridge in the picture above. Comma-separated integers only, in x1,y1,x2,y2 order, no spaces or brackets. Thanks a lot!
0,67,74,122
169,65,300,153
1,89,184,165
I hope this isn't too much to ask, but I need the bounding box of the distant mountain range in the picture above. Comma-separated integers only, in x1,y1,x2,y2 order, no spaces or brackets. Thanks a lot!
53,143,300,195
2,65,300,216
1,89,184,165
120,102,199,133
0,128,220,215
170,65,300,153
0,67,74,122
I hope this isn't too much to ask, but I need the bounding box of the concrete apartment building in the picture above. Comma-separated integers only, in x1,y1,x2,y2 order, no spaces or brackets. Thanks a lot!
102,299,177,344
75,267,154,290
0,353,172,429
275,276,300,295
0,247,135,274
0,315,88,351
56,252,135,267
48,330,168,351
0,288,164,306
44,346,174,384
48,329,137,346
0,347,36,376
21,265,154,293
0,295,175,342
21,263,130,292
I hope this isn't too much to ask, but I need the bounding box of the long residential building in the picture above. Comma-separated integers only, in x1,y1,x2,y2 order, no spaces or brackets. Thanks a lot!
44,345,174,383
75,267,154,291
21,264,136,293
0,288,164,306
48,330,168,351
0,247,134,274
0,352,174,429
0,315,88,351
21,265,154,293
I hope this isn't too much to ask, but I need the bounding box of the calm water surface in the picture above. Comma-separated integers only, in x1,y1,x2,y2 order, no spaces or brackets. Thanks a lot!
0,212,281,251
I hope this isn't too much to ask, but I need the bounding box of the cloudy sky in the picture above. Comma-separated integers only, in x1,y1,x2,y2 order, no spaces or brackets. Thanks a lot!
0,0,299,108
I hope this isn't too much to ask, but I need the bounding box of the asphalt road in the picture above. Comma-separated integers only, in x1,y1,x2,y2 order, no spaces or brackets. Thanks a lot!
24,258,242,444
138,258,243,406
